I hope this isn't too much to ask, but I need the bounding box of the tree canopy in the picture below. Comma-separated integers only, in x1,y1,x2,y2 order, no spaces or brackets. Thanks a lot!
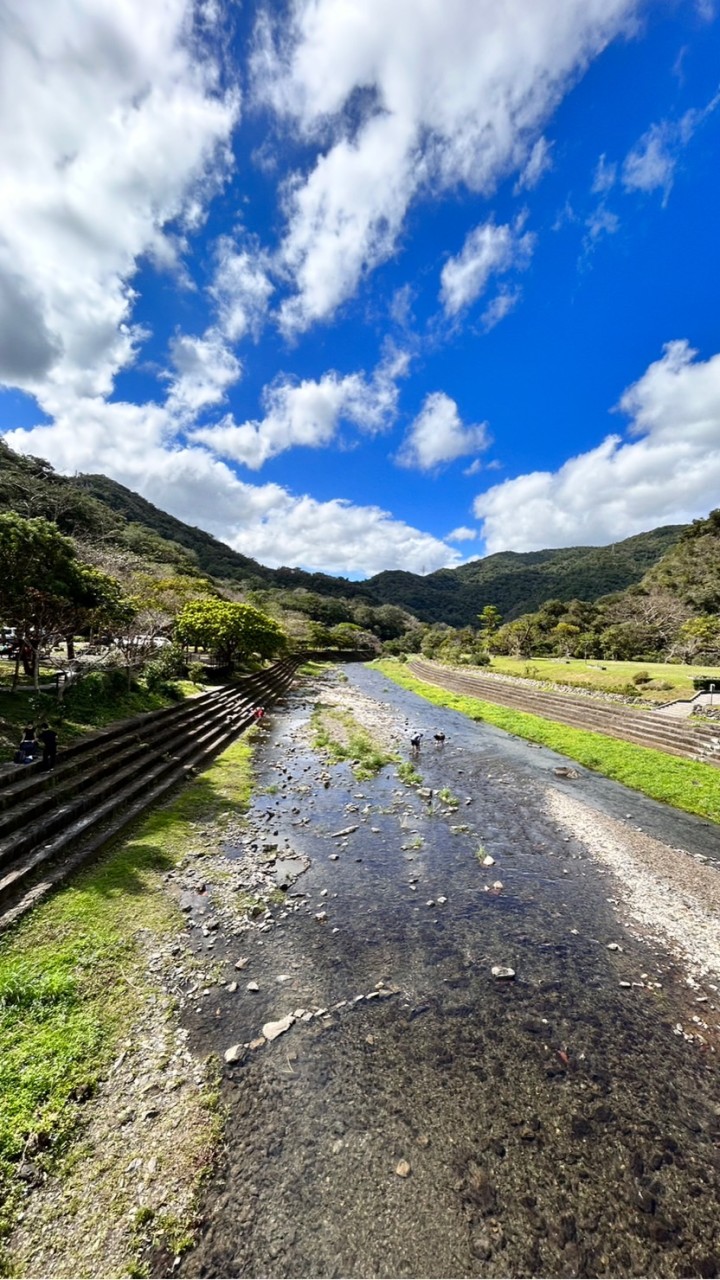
175,599,287,667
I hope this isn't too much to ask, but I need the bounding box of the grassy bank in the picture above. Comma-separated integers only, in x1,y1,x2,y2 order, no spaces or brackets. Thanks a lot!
0,737,254,1269
486,655,719,702
0,671,201,763
375,660,720,824
311,703,395,779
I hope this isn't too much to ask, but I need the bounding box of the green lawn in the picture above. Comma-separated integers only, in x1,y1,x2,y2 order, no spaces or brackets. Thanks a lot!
482,655,720,703
376,660,720,825
0,736,254,1263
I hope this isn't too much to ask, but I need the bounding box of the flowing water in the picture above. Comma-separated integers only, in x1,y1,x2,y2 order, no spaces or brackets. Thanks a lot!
177,665,720,1279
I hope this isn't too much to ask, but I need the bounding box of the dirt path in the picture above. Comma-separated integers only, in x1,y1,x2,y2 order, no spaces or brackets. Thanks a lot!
171,664,720,1280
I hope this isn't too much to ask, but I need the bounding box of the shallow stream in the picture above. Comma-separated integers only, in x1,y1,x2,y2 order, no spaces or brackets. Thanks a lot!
177,665,720,1279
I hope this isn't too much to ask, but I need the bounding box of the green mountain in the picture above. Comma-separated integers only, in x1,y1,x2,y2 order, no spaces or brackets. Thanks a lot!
365,527,686,625
0,439,687,625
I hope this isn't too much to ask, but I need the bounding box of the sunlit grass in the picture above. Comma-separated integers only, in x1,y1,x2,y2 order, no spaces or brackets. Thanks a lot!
375,660,720,824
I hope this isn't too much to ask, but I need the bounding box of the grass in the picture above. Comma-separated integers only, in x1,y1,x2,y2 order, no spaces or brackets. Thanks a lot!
0,736,254,1260
437,787,460,808
483,655,720,703
396,760,423,787
310,703,395,780
375,660,720,824
0,674,197,762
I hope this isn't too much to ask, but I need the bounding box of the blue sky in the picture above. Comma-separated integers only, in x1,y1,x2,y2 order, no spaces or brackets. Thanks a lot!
1,0,719,577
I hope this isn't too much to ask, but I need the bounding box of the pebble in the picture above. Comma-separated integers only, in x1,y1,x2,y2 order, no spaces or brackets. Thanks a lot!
437,895,447,904
482,855,496,867
315,911,328,923
227,982,238,994
426,899,435,907
234,958,249,970
492,881,504,891
491,965,516,980
395,1160,412,1178
607,943,623,952
262,1014,295,1042
247,982,259,992
224,1043,244,1064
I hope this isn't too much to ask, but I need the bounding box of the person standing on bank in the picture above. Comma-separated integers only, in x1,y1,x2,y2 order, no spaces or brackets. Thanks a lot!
38,723,58,771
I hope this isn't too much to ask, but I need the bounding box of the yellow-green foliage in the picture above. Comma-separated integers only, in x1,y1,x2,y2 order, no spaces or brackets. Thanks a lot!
375,660,720,824
486,655,718,702
310,704,394,780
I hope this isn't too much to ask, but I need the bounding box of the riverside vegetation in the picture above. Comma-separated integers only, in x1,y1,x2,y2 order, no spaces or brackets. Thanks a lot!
375,660,720,824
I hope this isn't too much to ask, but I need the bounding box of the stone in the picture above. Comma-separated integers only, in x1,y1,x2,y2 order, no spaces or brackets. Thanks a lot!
426,900,435,907
329,854,339,861
276,974,292,983
227,982,238,994
491,966,516,980
234,957,249,970
330,825,358,838
395,1160,412,1178
492,881,504,891
315,911,328,923
262,1014,295,1041
437,896,447,904
416,1134,430,1148
607,943,623,952
248,1037,266,1051
247,982,260,992
224,1043,244,1064
482,855,496,867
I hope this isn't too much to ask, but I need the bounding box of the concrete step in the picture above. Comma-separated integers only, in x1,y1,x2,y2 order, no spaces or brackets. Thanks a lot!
0,658,301,924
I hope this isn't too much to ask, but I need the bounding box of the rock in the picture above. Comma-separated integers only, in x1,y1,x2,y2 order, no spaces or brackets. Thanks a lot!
247,982,260,992
417,788,432,799
330,825,358,838
248,1037,266,1051
262,1014,295,1041
491,966,516,980
471,1233,492,1261
234,958,249,970
395,1160,412,1178
607,942,623,952
492,881,504,891
437,895,447,904
276,974,292,983
329,854,339,861
482,855,496,867
426,899,435,907
416,1134,430,1148
315,911,328,923
224,1043,244,1064
227,982,238,993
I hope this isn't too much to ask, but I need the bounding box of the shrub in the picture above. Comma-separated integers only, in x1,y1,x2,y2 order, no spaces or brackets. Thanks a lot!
632,670,651,685
188,661,206,685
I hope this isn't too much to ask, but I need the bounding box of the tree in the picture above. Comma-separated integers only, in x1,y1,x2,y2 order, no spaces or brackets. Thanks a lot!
175,600,287,668
0,513,125,689
478,605,502,637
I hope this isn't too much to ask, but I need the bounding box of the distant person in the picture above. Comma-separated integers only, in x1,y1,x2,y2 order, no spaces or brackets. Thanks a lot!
14,725,38,765
253,705,266,722
410,732,423,755
39,723,58,771
434,731,446,747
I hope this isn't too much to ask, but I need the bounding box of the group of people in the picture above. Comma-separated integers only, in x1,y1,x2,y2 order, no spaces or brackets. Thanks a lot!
13,722,58,770
409,730,446,754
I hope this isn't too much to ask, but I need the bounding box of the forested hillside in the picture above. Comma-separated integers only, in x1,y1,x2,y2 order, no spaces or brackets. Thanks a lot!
0,440,690,627
366,527,684,625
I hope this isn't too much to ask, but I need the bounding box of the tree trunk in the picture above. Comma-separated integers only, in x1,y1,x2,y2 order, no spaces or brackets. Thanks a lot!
65,634,75,659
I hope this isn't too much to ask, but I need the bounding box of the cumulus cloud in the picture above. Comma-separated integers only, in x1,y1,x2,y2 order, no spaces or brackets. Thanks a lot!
166,329,242,415
191,348,409,468
3,400,459,577
397,392,489,471
253,0,638,330
210,238,274,342
473,340,720,552
0,0,238,406
440,219,534,317
447,526,478,542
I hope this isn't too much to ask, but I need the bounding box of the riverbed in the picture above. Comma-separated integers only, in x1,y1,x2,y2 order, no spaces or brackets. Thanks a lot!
176,663,720,1279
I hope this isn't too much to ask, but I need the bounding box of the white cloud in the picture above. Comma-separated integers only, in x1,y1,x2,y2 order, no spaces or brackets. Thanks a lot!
166,329,242,415
591,154,617,193
447,526,478,542
191,348,409,469
0,0,238,407
210,238,274,342
481,287,522,332
585,205,620,243
515,136,553,191
2,400,459,577
622,93,720,203
253,0,638,330
440,220,534,317
473,340,720,552
397,392,489,471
